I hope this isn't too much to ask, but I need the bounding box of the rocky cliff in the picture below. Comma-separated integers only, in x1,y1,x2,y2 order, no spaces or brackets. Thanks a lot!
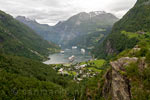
103,56,148,100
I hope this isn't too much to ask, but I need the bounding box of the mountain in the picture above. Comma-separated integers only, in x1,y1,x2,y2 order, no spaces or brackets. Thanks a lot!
1,0,150,99
16,16,52,36
0,10,59,60
16,11,119,48
93,0,150,59
53,11,118,46
16,16,60,44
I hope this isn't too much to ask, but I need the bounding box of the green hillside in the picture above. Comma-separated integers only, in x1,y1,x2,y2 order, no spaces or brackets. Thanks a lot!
0,54,72,99
93,0,150,59
0,10,59,60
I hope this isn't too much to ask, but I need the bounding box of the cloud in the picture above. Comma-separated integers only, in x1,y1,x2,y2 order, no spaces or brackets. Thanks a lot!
0,0,137,25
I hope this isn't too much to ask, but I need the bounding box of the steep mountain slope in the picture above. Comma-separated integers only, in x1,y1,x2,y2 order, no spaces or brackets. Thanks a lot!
93,0,150,59
16,11,118,48
67,27,112,49
16,16,60,43
0,10,59,60
54,11,118,46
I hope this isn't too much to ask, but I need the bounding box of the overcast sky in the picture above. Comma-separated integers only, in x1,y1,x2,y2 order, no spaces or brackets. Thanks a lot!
0,0,137,25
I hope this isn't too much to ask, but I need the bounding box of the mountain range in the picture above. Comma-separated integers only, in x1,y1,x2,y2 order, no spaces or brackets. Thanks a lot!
16,11,119,48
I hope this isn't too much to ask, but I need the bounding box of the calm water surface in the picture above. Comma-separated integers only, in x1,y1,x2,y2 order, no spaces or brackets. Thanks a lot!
43,49,92,64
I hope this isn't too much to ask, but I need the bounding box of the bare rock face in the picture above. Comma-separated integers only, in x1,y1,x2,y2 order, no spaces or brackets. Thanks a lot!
110,57,138,100
102,69,112,99
103,57,139,100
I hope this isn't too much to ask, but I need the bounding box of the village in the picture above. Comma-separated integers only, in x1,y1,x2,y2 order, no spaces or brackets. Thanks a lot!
51,59,106,82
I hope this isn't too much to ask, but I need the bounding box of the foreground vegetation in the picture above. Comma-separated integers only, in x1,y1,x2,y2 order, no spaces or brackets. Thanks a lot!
0,54,109,100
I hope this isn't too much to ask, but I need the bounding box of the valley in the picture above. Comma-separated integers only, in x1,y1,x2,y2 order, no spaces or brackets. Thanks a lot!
0,0,150,100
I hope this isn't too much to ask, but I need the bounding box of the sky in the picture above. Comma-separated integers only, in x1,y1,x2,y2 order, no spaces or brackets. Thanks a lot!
0,0,137,25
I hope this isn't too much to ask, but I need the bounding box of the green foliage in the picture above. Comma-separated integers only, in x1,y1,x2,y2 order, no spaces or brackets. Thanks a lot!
93,32,139,59
80,59,106,68
0,70,66,100
0,54,88,99
126,63,140,78
135,47,148,57
0,54,72,87
76,71,106,100
146,52,150,64
125,61,150,100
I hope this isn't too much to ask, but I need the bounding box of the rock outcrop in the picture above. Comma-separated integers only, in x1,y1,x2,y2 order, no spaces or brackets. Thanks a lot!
110,57,138,100
102,69,112,99
103,57,140,100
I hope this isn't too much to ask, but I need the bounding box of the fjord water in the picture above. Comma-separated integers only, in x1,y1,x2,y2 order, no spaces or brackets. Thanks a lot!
43,49,92,64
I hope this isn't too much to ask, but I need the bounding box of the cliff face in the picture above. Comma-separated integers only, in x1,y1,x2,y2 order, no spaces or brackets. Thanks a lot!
110,57,138,100
103,57,147,100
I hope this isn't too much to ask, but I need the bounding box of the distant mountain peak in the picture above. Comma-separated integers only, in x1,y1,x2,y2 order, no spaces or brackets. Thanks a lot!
55,21,64,26
16,10,118,48
75,11,117,19
16,16,36,22
89,11,106,15
88,11,107,17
